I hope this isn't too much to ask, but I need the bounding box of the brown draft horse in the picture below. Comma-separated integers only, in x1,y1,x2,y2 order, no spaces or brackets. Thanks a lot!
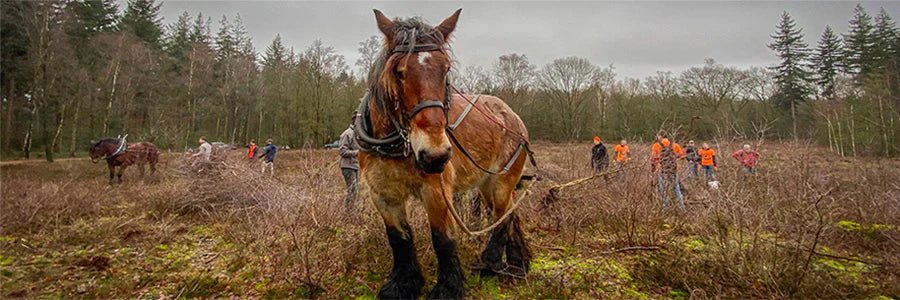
356,9,532,299
89,136,159,184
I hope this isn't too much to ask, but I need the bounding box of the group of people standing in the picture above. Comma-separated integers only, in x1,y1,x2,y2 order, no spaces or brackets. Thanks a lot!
590,134,761,210
189,136,277,175
245,138,278,175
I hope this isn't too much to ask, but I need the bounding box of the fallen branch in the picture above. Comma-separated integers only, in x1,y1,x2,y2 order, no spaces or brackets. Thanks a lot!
543,165,640,205
599,246,661,255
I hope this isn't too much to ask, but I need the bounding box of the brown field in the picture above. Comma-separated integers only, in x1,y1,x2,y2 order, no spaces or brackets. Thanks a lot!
1,141,898,299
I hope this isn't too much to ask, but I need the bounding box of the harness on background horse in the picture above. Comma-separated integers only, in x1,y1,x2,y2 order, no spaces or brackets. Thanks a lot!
353,42,535,175
104,134,129,161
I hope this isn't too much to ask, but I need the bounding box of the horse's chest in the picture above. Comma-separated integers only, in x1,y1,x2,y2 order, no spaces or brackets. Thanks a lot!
360,159,424,197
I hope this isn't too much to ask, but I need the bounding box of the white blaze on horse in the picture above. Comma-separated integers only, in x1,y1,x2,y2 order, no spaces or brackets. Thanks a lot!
355,9,536,299
89,135,160,184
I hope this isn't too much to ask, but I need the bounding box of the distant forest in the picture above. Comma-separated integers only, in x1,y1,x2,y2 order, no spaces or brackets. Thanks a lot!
1,1,898,161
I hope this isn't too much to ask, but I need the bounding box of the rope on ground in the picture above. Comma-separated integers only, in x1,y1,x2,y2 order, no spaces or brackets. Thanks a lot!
439,173,536,236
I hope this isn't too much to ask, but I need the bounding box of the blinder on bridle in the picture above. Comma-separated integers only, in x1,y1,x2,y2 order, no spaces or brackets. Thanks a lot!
355,42,452,158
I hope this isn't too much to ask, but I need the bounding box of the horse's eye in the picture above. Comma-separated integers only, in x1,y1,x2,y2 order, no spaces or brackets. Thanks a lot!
395,64,407,78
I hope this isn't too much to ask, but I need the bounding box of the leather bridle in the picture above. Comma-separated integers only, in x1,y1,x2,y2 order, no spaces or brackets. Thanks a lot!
355,42,451,158
355,41,538,176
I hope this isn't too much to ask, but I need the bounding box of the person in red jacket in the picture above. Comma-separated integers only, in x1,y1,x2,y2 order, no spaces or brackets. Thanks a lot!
732,144,761,176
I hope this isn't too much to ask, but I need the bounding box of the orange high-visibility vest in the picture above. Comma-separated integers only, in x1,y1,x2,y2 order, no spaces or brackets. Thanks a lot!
248,145,257,158
614,145,629,162
699,148,716,166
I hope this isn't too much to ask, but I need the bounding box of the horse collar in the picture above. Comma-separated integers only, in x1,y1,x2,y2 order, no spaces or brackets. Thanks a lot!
106,135,128,160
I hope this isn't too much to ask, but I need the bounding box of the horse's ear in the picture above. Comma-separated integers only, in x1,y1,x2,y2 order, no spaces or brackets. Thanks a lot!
435,9,462,43
373,9,394,42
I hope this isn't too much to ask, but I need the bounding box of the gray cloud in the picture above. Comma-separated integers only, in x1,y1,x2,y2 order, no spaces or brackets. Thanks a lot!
153,1,899,79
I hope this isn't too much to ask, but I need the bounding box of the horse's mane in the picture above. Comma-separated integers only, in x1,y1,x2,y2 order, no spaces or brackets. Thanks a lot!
95,137,120,146
366,17,453,110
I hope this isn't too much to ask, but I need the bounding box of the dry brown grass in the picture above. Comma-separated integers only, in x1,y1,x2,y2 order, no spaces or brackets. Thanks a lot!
1,142,898,298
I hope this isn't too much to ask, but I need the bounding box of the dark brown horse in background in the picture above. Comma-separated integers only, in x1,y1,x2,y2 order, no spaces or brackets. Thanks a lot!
89,136,159,184
356,9,533,299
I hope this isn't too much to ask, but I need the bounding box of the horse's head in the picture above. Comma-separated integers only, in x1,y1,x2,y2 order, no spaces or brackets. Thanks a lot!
373,9,460,173
89,138,120,163
88,140,106,163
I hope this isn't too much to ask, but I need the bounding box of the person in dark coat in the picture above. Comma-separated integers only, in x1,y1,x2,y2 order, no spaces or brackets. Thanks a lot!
591,136,608,173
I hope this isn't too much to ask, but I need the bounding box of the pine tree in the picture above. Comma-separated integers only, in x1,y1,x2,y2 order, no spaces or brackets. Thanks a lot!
843,4,876,80
165,11,191,60
812,26,843,99
71,0,119,34
872,8,898,73
263,34,287,69
189,13,211,45
120,0,163,48
215,15,235,62
768,12,812,140
231,14,254,57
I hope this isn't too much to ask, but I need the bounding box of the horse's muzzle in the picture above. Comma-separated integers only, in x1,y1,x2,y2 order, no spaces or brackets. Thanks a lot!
91,158,100,164
416,150,451,174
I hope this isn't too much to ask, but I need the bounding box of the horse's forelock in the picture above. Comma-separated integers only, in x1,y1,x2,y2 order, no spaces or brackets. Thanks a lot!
368,17,453,109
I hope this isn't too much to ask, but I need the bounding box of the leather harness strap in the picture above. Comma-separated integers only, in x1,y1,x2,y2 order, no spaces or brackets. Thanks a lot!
355,40,539,175
408,100,446,120
448,95,480,130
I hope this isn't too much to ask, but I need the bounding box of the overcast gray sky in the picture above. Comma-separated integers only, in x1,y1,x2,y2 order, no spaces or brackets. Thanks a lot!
152,1,900,79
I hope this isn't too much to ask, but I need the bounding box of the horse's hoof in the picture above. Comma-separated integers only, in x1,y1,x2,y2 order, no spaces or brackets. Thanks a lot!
377,274,424,300
426,280,465,300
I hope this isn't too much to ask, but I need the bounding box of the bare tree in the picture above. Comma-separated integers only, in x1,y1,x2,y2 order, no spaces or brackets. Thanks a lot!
355,35,382,80
493,53,535,94
537,56,604,139
679,58,749,120
454,64,494,94
643,71,680,101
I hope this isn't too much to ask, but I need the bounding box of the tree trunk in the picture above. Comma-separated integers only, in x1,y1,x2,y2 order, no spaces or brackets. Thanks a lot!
23,106,35,159
70,100,80,157
835,111,845,157
824,113,834,153
4,78,15,152
850,104,857,156
51,108,64,153
791,100,798,142
103,60,120,136
877,94,890,156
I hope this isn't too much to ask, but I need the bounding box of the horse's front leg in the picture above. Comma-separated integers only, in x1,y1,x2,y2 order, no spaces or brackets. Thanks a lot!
117,165,127,184
422,176,465,299
374,195,424,299
107,164,116,185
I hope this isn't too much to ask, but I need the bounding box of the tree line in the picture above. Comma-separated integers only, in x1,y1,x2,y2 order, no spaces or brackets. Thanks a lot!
1,1,898,162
